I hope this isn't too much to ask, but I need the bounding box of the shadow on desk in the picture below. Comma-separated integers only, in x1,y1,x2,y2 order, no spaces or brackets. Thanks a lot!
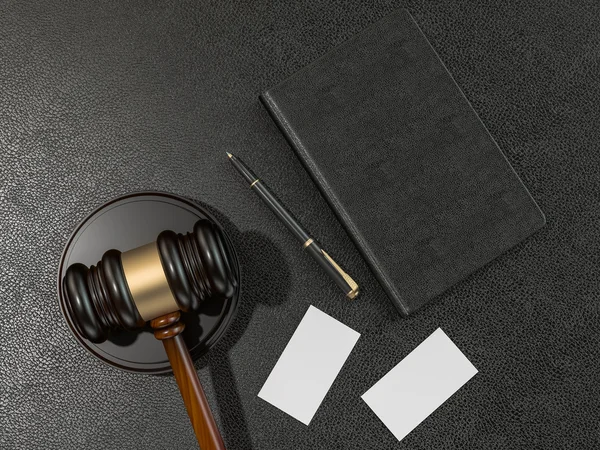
194,203,292,449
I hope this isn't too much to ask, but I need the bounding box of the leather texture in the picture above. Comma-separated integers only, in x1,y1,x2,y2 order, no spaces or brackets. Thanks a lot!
261,9,546,316
1,1,600,449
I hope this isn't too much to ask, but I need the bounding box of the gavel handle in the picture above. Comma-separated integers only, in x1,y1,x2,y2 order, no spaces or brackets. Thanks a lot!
151,312,226,450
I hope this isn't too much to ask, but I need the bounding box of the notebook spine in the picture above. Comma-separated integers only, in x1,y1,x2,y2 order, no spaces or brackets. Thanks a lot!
259,91,409,315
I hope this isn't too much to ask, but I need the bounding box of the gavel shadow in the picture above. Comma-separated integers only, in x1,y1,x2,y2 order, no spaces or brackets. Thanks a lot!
189,204,291,449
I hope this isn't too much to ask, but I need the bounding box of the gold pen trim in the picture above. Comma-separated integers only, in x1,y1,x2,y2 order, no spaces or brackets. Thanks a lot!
321,250,359,299
303,238,314,249
250,179,260,188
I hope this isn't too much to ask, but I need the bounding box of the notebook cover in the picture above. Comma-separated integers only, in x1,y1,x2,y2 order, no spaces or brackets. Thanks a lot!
260,9,545,315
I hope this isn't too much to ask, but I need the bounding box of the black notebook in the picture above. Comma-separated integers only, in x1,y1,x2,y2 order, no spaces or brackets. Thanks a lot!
260,9,545,315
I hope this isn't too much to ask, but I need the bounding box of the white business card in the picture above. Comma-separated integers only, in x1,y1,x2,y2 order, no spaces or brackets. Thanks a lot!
258,305,360,425
361,328,478,442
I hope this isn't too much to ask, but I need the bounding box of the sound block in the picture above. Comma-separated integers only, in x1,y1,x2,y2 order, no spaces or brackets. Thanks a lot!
58,192,240,374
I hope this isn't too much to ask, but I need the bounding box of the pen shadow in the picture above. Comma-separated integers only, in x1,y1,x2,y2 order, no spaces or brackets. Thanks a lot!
192,202,292,450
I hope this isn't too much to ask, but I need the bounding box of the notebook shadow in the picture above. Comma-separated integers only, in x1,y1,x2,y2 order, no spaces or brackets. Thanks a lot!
192,203,291,450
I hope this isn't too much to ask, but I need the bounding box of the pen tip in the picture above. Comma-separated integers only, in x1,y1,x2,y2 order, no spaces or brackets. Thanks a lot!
226,152,233,159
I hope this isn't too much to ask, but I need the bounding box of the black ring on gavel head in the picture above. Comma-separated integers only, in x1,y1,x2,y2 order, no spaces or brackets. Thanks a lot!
63,219,239,344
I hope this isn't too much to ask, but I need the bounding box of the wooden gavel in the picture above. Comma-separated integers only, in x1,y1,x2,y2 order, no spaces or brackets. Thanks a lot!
62,219,238,450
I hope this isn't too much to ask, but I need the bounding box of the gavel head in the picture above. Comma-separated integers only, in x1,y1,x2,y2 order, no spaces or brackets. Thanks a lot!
63,219,238,343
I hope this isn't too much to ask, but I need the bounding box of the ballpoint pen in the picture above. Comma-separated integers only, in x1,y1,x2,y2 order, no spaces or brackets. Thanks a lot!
228,152,359,299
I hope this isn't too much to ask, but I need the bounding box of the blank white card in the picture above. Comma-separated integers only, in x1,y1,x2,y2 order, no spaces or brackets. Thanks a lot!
362,328,478,442
258,305,360,425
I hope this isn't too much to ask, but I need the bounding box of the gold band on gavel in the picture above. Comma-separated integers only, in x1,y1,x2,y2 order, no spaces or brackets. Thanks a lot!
120,242,179,322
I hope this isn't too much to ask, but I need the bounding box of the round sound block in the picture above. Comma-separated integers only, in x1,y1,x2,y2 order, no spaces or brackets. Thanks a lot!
58,192,240,374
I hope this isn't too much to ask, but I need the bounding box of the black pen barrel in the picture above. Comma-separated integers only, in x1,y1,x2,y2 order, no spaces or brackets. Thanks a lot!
251,182,311,244
228,152,359,299
304,240,354,296
228,154,258,184
229,154,311,244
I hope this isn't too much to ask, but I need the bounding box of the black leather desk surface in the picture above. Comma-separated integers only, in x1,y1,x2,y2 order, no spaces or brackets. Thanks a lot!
1,1,599,449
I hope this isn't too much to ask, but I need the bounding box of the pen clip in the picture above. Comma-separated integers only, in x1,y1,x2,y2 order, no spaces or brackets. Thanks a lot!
321,250,359,299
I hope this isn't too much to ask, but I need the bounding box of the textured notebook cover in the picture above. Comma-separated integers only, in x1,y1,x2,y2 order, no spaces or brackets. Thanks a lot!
260,9,545,315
